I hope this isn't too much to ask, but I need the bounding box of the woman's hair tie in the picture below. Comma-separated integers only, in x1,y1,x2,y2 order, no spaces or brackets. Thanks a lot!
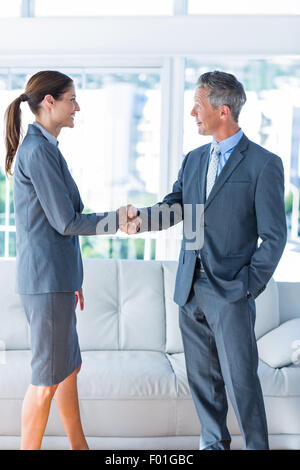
19,93,28,102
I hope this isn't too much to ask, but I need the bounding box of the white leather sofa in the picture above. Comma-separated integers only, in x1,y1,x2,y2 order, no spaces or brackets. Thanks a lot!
0,258,299,450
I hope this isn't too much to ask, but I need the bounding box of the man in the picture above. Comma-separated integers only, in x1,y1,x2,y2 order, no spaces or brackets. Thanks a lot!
119,71,287,450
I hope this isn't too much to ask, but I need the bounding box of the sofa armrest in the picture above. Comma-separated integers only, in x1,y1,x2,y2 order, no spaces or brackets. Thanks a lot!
257,318,300,368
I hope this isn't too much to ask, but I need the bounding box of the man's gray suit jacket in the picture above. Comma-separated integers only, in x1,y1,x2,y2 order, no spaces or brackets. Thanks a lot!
14,124,118,294
138,134,287,305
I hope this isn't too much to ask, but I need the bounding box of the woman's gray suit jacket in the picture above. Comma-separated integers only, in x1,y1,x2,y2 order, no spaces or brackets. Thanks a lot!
14,123,118,294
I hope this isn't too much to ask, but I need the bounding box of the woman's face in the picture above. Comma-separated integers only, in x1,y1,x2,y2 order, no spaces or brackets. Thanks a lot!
50,83,80,129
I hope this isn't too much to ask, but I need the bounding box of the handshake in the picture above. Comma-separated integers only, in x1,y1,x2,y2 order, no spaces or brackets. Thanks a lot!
117,204,142,235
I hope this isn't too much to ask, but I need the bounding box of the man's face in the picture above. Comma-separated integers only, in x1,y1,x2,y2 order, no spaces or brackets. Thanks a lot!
191,87,222,136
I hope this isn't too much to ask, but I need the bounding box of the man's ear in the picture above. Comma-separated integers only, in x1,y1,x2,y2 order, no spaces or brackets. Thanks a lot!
220,104,231,119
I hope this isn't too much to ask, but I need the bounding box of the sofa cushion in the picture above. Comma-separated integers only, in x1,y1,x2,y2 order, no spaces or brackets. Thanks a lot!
0,350,187,437
0,260,30,350
116,260,166,352
257,318,300,368
163,261,184,354
79,259,166,352
1,350,300,439
0,351,178,401
254,277,280,340
277,282,300,324
77,259,119,350
78,351,177,398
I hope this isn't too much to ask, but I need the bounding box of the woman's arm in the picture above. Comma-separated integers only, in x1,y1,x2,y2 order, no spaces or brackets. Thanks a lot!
26,141,118,236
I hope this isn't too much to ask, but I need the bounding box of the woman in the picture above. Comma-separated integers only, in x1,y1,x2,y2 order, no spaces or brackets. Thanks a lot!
4,70,139,450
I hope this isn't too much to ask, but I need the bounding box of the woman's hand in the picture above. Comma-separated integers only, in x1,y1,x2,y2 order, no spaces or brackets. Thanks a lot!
75,288,84,311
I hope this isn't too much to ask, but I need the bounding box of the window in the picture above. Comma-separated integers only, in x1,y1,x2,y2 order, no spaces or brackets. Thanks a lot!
3,0,299,18
0,67,163,259
0,0,22,18
0,8,299,273
34,0,173,16
188,0,300,15
184,57,300,241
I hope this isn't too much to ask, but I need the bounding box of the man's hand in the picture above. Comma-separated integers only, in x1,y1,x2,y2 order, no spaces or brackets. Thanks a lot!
117,204,141,234
75,287,84,311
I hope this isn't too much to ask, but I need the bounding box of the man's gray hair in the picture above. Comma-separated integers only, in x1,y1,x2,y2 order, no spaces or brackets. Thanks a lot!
197,71,246,122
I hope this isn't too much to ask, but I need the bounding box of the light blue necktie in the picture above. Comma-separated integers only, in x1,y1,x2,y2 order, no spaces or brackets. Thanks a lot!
206,143,221,200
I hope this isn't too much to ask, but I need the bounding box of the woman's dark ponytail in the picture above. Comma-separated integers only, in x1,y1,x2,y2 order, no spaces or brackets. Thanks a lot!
4,94,28,176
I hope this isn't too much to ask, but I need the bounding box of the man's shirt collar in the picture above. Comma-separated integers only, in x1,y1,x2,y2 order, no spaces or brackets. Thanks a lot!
211,128,243,156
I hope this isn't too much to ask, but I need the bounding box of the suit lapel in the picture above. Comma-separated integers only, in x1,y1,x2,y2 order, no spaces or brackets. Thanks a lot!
204,134,249,211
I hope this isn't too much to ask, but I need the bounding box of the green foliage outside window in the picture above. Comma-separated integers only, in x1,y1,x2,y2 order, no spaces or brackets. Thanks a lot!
285,190,300,215
0,171,6,226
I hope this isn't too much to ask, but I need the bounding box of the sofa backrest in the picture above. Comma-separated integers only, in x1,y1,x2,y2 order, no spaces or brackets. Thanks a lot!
0,259,30,350
276,282,300,324
0,258,287,351
77,259,168,352
254,277,280,339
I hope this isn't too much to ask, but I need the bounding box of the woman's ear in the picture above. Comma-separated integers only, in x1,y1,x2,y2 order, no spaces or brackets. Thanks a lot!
44,94,54,108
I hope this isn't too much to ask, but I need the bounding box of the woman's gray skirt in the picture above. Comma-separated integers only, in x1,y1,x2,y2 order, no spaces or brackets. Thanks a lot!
20,292,82,386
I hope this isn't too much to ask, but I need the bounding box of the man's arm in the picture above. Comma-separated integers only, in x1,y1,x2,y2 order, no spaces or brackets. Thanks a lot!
136,152,191,233
248,155,287,298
